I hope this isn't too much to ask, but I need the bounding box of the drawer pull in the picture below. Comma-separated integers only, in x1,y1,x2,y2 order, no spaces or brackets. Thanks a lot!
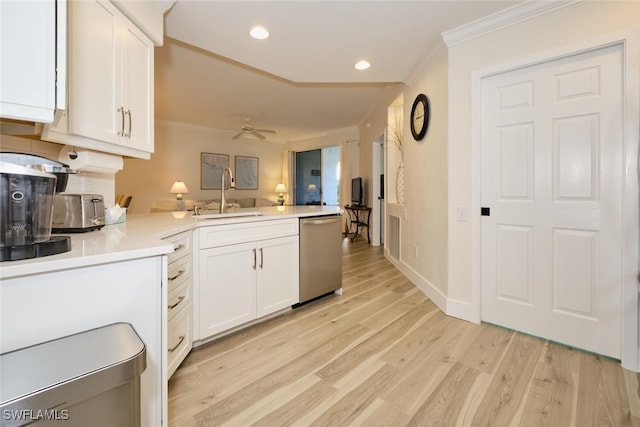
259,247,264,269
168,296,185,310
252,248,257,270
173,243,184,252
169,270,185,281
117,106,125,136
127,109,132,138
168,335,185,353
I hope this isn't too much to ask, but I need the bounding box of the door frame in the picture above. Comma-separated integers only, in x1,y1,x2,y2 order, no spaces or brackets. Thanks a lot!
372,137,385,246
469,29,640,370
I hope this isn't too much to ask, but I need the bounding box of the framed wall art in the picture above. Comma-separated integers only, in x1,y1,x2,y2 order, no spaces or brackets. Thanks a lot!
201,153,229,189
235,156,259,190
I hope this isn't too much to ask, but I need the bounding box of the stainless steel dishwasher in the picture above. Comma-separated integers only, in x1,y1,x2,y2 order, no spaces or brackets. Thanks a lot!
298,215,343,304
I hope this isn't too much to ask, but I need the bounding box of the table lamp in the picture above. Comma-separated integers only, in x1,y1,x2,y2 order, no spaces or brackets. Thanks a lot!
170,181,189,211
275,183,286,205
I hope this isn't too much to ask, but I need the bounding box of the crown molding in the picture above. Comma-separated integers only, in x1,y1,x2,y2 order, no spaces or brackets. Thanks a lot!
442,0,581,48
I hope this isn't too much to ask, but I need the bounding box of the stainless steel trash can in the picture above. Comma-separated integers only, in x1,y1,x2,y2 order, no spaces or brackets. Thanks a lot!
0,323,146,427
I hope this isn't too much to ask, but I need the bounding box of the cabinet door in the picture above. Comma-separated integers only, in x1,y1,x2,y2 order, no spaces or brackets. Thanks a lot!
256,236,299,317
199,242,256,339
121,19,153,150
68,0,121,144
0,0,55,122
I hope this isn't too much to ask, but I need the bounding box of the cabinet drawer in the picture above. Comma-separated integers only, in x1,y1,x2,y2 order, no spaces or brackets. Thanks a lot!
168,303,192,378
168,255,191,293
198,219,298,249
165,231,192,264
167,279,191,322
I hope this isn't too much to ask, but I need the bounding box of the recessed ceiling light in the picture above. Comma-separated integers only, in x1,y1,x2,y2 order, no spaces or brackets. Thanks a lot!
250,26,269,40
354,60,370,71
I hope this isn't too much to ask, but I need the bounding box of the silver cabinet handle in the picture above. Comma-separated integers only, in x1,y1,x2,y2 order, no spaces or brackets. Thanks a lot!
126,109,132,138
173,243,184,252
168,270,185,281
168,335,185,353
117,107,125,136
259,247,264,269
252,248,257,270
168,296,185,310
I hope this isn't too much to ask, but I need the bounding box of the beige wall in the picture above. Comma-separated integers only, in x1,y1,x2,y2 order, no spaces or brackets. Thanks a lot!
447,1,640,304
0,135,116,203
359,51,449,297
116,120,284,213
402,51,449,295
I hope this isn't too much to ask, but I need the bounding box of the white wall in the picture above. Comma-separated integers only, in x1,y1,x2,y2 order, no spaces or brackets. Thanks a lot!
447,0,640,305
116,120,284,213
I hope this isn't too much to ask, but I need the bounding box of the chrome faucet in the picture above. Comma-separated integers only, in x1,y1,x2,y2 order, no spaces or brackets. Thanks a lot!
220,167,235,213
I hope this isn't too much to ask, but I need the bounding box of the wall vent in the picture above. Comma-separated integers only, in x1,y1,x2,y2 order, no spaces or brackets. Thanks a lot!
388,214,401,261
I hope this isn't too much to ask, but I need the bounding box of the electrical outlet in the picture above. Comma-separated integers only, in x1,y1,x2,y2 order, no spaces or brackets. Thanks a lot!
456,207,468,222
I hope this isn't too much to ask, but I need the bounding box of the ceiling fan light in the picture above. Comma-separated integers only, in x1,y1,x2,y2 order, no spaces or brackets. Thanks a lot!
354,60,370,71
250,26,269,40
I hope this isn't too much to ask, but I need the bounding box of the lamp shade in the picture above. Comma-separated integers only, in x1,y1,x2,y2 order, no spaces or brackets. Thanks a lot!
170,181,189,204
169,181,189,195
274,183,287,193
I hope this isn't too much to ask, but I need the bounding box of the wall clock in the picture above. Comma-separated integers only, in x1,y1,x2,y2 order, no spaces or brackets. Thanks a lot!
410,93,430,141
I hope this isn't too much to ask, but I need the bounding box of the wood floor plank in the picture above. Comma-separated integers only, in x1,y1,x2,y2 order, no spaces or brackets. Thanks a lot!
406,362,481,426
359,289,431,331
471,332,546,426
380,318,470,415
624,369,640,418
310,363,400,427
316,303,433,384
519,341,579,426
379,309,455,368
358,398,411,427
456,323,514,374
576,352,640,427
193,324,370,425
247,378,336,427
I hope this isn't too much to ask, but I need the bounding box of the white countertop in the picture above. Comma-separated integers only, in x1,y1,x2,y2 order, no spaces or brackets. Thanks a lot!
0,205,342,280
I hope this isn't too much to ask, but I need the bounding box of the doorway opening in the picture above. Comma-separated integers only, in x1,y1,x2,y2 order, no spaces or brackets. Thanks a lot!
294,146,340,206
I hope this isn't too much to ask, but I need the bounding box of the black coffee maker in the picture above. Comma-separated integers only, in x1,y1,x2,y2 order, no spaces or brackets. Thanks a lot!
0,153,77,261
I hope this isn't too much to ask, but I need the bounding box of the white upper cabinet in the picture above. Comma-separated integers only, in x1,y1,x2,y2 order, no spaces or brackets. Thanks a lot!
43,0,154,159
0,1,58,122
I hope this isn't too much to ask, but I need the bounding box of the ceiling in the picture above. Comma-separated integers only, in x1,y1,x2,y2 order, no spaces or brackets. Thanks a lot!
156,0,523,143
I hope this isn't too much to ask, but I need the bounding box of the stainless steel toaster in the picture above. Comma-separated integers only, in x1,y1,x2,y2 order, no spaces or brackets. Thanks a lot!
52,194,105,233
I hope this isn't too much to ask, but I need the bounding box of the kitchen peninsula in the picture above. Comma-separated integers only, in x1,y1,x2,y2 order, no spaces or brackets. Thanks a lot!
0,205,342,427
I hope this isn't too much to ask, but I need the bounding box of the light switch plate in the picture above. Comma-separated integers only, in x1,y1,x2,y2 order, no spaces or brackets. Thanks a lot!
456,207,468,222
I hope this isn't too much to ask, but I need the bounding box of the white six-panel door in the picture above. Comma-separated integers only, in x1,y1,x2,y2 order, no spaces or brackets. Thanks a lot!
481,44,623,358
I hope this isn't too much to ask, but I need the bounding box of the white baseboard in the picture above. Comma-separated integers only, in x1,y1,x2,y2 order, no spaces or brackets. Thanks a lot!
385,251,476,323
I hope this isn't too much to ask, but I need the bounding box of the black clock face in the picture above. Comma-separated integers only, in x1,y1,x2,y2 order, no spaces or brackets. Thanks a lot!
410,94,430,141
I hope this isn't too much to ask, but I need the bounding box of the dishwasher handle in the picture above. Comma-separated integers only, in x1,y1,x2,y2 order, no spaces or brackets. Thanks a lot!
301,217,341,226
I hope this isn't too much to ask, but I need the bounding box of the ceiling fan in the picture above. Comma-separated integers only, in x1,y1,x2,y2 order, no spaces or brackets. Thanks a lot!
232,118,276,140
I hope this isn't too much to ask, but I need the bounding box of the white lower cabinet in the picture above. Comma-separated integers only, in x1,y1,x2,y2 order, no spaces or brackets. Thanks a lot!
197,220,299,341
0,257,164,427
164,230,193,378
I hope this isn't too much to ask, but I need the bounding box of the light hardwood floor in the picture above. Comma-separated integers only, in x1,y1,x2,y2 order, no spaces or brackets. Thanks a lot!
169,239,640,426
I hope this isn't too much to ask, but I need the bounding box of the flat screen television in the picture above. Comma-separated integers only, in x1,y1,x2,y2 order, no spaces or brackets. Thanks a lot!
351,177,363,206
